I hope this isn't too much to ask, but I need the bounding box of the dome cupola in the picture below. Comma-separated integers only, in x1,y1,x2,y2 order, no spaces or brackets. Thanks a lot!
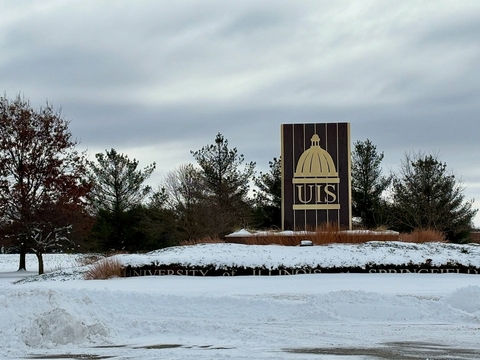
294,134,338,179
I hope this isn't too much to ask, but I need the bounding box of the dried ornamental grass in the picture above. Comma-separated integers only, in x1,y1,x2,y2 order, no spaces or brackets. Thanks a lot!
244,234,298,246
241,223,399,246
400,228,446,243
84,257,124,280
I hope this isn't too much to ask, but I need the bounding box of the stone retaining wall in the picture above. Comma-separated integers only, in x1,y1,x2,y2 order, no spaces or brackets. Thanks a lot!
123,264,480,277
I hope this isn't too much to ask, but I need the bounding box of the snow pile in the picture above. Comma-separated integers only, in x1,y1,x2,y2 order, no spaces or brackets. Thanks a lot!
225,228,253,237
444,286,480,313
22,308,109,347
117,242,480,269
0,287,111,352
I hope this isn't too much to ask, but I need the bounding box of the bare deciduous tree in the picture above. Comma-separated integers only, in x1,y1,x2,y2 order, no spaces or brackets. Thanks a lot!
0,94,91,273
163,163,207,240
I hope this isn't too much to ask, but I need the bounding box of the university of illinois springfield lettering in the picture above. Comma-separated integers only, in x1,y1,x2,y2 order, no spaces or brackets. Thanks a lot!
124,266,480,277
293,134,340,210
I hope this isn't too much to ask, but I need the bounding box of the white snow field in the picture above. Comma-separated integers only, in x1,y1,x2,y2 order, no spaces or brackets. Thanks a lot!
1,243,480,360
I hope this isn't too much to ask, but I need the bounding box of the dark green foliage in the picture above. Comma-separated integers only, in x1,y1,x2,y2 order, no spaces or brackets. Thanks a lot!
137,188,180,249
351,139,391,229
390,152,477,243
91,208,142,251
253,157,282,229
88,149,155,213
88,149,156,251
191,133,255,237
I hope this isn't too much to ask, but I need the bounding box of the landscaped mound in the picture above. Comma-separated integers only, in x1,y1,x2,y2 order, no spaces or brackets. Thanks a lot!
117,241,480,277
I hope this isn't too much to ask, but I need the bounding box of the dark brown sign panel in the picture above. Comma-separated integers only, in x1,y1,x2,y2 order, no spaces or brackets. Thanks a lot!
281,123,351,230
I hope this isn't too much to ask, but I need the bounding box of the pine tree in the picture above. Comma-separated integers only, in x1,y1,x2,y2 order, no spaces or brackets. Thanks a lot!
191,133,255,236
87,148,155,250
351,139,391,229
253,157,281,229
138,187,179,249
390,152,477,242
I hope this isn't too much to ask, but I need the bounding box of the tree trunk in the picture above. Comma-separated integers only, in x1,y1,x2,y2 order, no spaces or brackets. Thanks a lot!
18,243,26,271
35,251,44,275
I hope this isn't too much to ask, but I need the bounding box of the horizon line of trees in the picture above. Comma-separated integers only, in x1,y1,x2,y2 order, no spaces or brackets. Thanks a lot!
0,94,478,274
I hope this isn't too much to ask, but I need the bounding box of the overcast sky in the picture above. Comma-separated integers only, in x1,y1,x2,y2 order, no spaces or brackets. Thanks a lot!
2,1,480,226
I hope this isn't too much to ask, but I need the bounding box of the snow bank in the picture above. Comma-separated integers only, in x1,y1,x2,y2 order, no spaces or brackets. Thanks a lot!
22,308,109,347
2,249,480,359
444,286,480,313
1,275,480,359
117,242,480,270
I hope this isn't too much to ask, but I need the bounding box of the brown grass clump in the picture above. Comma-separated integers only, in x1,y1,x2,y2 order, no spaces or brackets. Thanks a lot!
244,233,298,246
332,229,400,244
84,257,124,280
179,225,446,247
310,222,342,244
240,222,400,246
399,228,446,243
179,236,225,246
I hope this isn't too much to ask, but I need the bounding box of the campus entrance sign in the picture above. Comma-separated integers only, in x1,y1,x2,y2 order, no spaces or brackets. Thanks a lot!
281,123,351,230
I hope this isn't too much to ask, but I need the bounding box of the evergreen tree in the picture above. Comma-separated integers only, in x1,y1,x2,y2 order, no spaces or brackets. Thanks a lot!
87,148,155,250
138,187,180,249
191,133,255,236
351,139,391,229
253,157,282,229
390,152,477,242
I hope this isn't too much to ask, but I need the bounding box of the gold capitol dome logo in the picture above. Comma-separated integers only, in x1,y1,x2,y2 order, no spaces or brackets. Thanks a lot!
293,134,339,183
293,134,340,209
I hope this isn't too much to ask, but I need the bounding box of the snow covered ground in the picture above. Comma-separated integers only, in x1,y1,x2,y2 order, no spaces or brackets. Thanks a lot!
2,243,480,359
120,241,480,271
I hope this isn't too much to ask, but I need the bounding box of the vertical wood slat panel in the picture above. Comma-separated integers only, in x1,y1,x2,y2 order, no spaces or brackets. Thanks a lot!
281,123,351,231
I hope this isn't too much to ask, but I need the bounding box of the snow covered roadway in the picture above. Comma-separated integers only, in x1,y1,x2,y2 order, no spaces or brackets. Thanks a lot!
2,250,480,359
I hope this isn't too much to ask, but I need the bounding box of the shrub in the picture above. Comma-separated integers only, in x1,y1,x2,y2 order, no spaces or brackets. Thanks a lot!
84,257,123,280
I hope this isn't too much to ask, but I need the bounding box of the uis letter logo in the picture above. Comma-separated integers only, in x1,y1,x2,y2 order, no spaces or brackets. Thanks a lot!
293,134,340,210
